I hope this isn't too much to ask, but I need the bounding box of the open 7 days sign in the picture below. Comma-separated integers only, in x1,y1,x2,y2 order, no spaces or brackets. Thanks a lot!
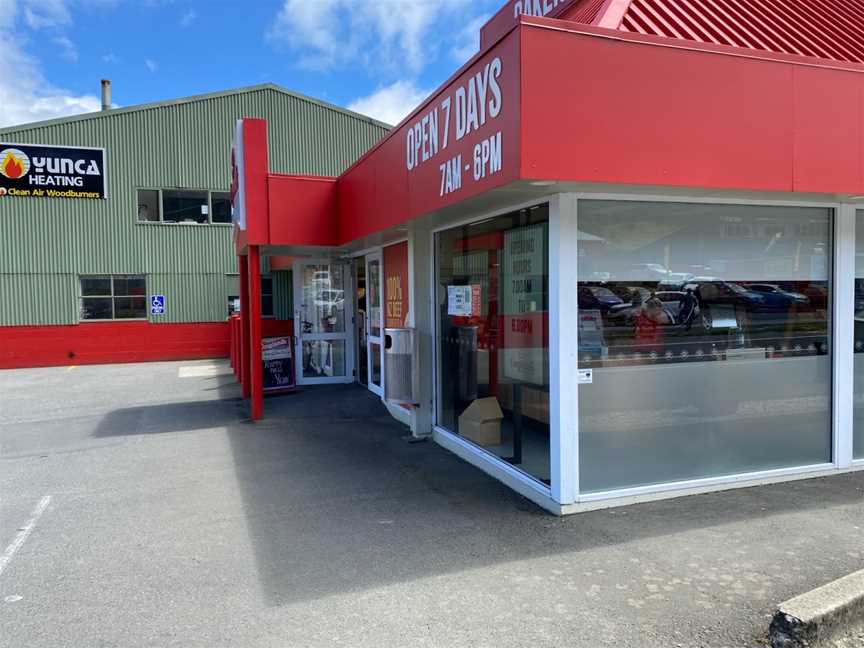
0,143,107,200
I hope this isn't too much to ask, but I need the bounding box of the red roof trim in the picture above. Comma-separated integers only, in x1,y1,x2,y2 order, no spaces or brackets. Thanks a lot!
335,13,864,195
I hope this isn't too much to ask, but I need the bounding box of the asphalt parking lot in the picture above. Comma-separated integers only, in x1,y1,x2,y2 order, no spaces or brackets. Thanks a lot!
1,360,863,648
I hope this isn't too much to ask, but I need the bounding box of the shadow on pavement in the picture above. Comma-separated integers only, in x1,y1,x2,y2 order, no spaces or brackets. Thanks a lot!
89,378,864,609
93,397,246,437
214,384,864,608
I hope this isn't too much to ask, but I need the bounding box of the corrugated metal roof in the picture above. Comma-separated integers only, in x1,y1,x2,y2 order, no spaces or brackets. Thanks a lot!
562,0,609,24
582,0,864,64
0,83,391,135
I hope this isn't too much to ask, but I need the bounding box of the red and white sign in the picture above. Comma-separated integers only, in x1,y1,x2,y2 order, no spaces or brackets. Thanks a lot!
405,56,504,198
384,242,410,328
230,119,246,231
338,32,520,243
471,284,482,317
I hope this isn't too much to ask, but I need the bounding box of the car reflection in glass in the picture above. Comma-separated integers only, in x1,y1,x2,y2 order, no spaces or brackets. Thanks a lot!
607,289,699,327
746,283,810,310
682,280,767,309
578,285,624,312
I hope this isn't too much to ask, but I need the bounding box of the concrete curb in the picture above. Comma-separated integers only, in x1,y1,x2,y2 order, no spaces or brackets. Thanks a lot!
770,569,864,647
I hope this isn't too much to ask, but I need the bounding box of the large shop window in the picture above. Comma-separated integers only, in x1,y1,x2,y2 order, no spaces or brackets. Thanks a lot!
80,275,147,320
577,201,832,492
854,211,864,459
436,204,550,484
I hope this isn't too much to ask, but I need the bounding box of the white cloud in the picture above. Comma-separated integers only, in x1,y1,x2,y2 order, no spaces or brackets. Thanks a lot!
53,35,78,62
144,58,158,72
0,0,17,31
0,47,100,127
179,8,196,27
102,52,117,63
0,0,102,128
22,0,71,29
451,13,489,64
348,80,430,126
269,0,475,74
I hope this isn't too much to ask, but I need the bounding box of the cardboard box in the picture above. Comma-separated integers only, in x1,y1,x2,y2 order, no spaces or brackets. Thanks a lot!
459,397,503,446
495,383,550,425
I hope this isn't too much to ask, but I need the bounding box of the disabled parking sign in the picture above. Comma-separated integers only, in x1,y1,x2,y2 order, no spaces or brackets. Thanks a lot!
150,294,165,316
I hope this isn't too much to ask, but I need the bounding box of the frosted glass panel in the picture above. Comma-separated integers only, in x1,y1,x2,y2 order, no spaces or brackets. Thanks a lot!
854,210,864,459
577,201,832,493
854,357,864,459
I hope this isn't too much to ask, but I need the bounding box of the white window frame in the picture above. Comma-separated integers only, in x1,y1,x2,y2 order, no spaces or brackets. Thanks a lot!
364,251,385,397
344,241,410,403
563,191,860,513
292,259,355,386
426,190,863,515
428,196,559,513
835,204,855,468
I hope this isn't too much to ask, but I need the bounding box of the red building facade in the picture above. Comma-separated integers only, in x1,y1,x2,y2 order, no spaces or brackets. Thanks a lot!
215,2,864,512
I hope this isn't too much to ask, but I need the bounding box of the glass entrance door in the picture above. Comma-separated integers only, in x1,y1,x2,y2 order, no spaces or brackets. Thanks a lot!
293,260,353,385
365,252,384,396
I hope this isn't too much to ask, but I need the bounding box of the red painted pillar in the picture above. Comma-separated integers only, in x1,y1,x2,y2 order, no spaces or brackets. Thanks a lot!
229,317,235,371
239,254,251,399
233,318,239,376
248,245,264,421
233,317,240,378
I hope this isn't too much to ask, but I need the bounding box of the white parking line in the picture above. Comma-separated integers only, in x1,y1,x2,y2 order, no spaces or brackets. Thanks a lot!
0,496,51,578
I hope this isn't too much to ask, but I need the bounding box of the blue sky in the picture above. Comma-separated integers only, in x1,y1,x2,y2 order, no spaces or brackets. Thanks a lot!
0,0,503,128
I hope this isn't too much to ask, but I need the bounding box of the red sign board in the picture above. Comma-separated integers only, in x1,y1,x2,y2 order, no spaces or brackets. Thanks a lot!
384,242,410,328
338,30,521,243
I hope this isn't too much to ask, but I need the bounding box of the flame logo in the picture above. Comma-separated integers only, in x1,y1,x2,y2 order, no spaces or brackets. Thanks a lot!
0,149,30,179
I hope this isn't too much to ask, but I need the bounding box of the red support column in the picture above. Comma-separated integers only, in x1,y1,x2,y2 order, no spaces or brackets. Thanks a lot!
239,254,251,399
248,245,264,421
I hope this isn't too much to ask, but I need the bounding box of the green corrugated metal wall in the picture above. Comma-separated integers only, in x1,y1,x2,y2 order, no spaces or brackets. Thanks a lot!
0,274,79,326
273,271,293,320
0,85,387,326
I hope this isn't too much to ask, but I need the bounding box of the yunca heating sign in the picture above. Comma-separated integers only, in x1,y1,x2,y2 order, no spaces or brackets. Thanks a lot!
0,143,107,199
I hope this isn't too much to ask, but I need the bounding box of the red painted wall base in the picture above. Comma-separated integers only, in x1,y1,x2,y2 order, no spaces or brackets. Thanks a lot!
0,322,231,370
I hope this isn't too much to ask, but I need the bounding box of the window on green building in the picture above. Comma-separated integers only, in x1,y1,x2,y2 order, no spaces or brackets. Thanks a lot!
80,275,147,321
224,277,273,318
262,277,274,317
137,190,160,222
211,192,233,224
136,189,234,225
163,190,209,224
227,295,240,318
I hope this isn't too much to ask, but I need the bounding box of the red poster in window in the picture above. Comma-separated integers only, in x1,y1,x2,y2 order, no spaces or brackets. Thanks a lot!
384,242,410,328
